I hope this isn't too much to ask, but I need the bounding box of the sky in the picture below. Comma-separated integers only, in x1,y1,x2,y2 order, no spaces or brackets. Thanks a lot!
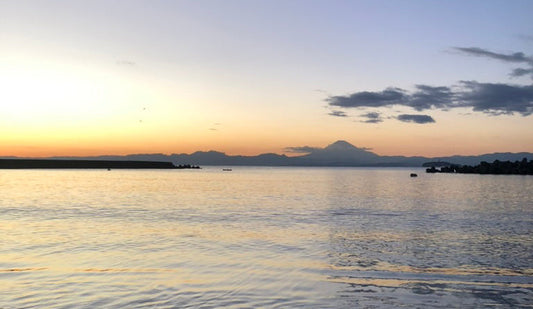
1,0,532,157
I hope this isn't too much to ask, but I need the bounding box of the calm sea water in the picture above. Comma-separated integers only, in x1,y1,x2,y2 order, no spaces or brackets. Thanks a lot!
1,167,531,308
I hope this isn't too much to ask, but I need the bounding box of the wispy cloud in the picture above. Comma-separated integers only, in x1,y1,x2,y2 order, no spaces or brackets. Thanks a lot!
454,47,533,65
454,46,533,79
510,68,533,78
284,146,321,154
208,122,222,131
116,60,136,66
359,112,383,123
328,110,348,117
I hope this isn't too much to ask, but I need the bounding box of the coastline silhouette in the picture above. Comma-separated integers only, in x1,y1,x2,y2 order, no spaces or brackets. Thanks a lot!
426,158,533,175
0,159,200,169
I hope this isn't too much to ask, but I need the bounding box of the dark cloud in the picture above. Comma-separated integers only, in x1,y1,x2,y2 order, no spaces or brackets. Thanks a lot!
284,146,321,154
328,110,348,117
410,85,454,110
327,87,407,108
457,81,533,116
327,82,533,117
362,119,382,124
359,112,383,123
510,68,533,79
454,47,533,65
326,46,533,122
454,47,533,79
327,86,453,111
397,114,435,124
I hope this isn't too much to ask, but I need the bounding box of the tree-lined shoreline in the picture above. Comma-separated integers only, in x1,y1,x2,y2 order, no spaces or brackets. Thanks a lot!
426,158,533,175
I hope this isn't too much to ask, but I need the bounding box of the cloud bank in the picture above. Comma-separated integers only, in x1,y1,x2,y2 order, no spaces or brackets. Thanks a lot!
328,88,407,109
459,81,533,115
327,82,533,116
326,46,533,123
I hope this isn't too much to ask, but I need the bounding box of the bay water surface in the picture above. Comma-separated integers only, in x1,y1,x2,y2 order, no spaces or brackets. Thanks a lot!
1,167,532,308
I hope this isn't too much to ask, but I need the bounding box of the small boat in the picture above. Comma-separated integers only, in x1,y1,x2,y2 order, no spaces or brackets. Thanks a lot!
410,173,418,177
222,168,232,171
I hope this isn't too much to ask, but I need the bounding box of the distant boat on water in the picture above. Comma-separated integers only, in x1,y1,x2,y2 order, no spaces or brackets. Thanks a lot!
222,168,232,171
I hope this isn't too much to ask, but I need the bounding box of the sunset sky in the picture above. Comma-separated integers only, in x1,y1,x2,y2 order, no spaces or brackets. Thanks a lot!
1,0,532,157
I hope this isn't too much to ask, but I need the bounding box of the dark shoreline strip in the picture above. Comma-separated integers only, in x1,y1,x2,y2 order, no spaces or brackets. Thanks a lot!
426,158,533,175
0,159,194,169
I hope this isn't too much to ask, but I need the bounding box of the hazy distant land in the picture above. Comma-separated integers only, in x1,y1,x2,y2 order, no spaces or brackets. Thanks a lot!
2,141,532,168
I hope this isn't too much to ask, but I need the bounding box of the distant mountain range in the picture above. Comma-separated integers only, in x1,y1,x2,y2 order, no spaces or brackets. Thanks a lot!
4,140,532,167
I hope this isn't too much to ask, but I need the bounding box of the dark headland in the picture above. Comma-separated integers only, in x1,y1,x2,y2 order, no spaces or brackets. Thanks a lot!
0,159,200,169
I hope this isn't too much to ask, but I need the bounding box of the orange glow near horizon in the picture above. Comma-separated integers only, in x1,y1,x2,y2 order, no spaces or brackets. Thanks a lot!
2,126,532,159
2,41,532,159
